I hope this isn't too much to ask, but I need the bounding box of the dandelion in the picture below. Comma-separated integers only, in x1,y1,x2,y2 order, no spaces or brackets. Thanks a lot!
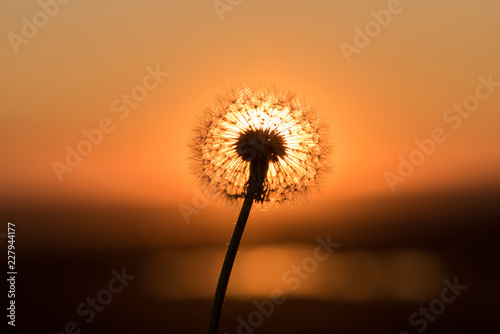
190,86,330,334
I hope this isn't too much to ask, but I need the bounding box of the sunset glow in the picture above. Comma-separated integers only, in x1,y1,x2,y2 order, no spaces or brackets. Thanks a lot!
191,87,329,204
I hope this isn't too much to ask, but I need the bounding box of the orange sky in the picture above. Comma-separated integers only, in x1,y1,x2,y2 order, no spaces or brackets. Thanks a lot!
2,2,499,306
1,0,499,209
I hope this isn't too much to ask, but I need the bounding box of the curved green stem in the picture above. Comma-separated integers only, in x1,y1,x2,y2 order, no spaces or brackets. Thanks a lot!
207,195,254,334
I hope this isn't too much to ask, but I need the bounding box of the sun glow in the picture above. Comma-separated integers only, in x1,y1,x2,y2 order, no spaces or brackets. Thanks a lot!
191,87,329,204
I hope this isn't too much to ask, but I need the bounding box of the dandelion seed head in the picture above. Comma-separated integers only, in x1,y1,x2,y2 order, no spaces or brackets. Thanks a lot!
190,86,330,205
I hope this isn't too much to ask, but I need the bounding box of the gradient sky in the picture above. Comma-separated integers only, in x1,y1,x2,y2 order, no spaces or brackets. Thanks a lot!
2,1,500,316
1,0,499,211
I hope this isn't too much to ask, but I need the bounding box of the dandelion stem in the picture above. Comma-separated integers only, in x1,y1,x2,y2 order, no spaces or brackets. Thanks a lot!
207,194,254,334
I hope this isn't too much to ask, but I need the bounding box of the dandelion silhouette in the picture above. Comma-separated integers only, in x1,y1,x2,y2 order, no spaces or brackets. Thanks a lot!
190,86,329,334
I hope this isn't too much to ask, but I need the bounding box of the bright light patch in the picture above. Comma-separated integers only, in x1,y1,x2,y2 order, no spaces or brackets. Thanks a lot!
191,87,329,204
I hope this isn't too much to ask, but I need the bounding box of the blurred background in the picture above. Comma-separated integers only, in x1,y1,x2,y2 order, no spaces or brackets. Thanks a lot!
1,0,499,333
